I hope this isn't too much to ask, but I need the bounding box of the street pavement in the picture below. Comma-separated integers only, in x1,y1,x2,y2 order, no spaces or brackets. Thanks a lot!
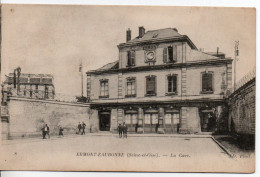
0,134,254,172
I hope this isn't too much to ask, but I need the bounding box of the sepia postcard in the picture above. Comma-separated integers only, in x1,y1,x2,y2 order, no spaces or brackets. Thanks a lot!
0,4,256,173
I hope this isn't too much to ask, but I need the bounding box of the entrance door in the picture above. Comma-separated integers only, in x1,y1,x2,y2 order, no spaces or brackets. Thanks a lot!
165,113,180,133
99,111,111,131
200,112,216,132
144,113,158,133
125,113,138,132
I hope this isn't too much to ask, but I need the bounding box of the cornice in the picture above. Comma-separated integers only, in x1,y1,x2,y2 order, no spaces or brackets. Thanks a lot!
86,58,233,75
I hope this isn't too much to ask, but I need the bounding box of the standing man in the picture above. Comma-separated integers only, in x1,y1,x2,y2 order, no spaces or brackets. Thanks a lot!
45,124,50,139
59,126,64,137
77,122,82,134
122,122,128,138
81,122,86,135
118,124,123,138
42,124,50,139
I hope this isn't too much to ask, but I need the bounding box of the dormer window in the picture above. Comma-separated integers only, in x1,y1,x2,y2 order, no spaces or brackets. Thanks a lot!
127,51,135,67
163,45,177,63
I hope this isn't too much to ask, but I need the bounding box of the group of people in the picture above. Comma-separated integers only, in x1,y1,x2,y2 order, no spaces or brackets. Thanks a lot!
77,122,86,135
41,124,64,139
118,122,128,138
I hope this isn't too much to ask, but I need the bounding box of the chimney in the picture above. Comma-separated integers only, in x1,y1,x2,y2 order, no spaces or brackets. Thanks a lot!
139,26,145,38
126,28,131,42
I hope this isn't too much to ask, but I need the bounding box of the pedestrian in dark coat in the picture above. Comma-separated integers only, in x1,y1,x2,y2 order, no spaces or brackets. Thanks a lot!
45,124,50,139
42,124,50,139
59,126,64,137
122,122,128,138
77,122,82,134
118,124,123,138
81,122,86,135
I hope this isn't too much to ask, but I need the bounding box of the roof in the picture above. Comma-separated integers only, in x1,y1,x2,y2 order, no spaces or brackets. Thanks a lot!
118,28,197,49
129,28,182,43
95,60,119,71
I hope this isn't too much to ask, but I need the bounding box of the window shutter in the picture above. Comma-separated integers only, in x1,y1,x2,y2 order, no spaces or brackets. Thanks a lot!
168,46,173,62
173,75,177,92
127,51,131,66
173,45,177,62
163,48,168,63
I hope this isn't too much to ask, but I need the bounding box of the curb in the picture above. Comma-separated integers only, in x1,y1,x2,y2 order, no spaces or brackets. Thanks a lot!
211,136,233,157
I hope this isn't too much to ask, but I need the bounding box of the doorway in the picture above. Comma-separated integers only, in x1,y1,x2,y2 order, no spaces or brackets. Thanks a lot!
200,110,216,132
125,109,138,133
99,111,111,131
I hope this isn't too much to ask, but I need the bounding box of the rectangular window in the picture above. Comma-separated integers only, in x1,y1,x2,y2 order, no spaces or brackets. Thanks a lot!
146,76,156,96
127,51,135,66
151,114,158,125
163,45,177,63
126,78,136,97
165,114,172,125
145,114,151,124
201,72,213,93
100,80,109,98
167,75,177,94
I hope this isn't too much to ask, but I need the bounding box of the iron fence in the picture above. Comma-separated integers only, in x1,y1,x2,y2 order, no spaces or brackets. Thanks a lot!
233,68,256,93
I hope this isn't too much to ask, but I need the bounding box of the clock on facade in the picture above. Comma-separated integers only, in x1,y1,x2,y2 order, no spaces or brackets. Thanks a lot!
146,51,156,61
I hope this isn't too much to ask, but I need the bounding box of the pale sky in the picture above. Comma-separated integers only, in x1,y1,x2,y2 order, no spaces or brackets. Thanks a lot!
1,5,256,96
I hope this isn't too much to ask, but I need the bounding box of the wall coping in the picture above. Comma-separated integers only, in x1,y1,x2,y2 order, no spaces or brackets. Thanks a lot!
9,96,90,107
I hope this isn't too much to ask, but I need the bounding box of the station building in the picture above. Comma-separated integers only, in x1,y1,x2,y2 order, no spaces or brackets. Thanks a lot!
87,27,233,134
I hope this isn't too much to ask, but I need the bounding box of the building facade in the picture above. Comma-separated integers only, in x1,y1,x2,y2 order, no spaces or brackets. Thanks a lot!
3,73,55,102
87,27,233,134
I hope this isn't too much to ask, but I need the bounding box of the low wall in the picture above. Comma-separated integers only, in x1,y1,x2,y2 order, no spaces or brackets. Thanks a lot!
7,97,94,139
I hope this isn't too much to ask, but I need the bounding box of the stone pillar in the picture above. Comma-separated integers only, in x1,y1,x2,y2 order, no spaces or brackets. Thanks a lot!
118,72,123,98
180,107,188,130
180,107,200,134
86,74,91,99
187,107,200,133
181,68,187,96
110,109,118,132
158,107,165,134
117,108,124,124
138,107,144,133
227,63,232,91
90,109,99,133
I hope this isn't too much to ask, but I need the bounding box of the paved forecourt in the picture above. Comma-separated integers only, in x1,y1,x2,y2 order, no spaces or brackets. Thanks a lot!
1,135,247,172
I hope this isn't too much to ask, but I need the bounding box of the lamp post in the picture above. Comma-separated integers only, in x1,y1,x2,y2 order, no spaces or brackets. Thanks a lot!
79,61,83,97
234,41,239,91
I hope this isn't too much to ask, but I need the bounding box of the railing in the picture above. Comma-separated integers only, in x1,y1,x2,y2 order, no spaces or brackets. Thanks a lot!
8,88,55,100
5,88,86,103
233,68,256,92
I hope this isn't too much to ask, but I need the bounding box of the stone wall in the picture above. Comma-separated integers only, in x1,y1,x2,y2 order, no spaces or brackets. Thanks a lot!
7,97,93,139
228,78,255,135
